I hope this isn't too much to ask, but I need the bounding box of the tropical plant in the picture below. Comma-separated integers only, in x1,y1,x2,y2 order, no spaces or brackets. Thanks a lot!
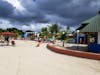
40,27,48,38
49,24,60,34
0,28,5,33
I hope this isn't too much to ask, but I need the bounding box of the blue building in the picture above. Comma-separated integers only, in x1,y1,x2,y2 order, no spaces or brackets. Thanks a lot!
77,12,100,53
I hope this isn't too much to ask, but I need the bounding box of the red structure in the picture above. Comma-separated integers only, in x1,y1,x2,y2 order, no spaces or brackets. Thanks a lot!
0,32,14,35
47,44,100,60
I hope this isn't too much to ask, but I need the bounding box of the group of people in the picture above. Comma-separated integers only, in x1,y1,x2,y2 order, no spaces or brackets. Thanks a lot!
0,35,15,46
36,36,56,47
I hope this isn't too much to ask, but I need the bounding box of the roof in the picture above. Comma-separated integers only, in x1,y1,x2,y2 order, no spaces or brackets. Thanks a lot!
0,32,15,35
76,24,88,30
79,14,100,32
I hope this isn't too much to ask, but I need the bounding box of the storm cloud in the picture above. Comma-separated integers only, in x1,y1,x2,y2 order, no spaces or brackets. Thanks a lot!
0,0,100,31
20,0,100,25
0,0,14,18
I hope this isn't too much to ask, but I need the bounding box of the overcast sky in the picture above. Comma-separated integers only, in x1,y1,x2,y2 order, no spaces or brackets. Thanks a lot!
0,0,100,31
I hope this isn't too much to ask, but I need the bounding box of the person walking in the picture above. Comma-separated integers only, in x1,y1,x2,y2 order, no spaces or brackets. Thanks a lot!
5,36,10,46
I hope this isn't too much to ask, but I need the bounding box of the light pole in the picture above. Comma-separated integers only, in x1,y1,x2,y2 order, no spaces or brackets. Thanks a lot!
77,30,80,49
62,31,65,47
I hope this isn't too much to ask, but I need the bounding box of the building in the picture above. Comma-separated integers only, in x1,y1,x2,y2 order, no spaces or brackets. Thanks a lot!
77,12,100,53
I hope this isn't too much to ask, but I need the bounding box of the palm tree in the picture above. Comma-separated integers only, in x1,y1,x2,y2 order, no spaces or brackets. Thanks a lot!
40,27,48,38
41,27,48,33
49,24,60,34
48,24,61,43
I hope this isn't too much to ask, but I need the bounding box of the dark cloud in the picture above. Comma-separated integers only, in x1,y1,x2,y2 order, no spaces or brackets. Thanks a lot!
37,0,99,24
9,11,49,24
0,0,14,18
0,0,100,29
20,0,100,26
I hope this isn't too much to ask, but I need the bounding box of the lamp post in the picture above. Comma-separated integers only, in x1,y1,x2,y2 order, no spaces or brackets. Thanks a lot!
62,31,65,47
77,30,80,49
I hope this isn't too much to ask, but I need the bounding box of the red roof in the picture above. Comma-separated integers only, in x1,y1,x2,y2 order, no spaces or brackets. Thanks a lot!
0,32,15,35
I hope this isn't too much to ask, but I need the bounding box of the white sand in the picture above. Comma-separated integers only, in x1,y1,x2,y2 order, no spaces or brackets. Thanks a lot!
0,40,100,75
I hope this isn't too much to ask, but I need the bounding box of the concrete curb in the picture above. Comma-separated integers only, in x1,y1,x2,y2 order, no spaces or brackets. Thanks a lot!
47,43,100,60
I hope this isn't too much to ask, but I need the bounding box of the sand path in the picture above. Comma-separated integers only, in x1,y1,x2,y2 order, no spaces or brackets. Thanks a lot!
0,40,100,75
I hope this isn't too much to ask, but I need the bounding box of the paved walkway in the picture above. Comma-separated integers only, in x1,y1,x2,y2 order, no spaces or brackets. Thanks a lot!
0,40,100,75
55,40,88,51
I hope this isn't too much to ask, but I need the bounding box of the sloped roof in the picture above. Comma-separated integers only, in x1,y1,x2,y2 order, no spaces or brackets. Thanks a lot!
80,14,100,32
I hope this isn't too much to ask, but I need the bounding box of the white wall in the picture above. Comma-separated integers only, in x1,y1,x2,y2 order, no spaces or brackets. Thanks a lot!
98,32,100,44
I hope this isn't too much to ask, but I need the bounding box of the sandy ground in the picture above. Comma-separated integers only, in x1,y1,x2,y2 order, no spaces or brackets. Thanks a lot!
0,40,100,75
